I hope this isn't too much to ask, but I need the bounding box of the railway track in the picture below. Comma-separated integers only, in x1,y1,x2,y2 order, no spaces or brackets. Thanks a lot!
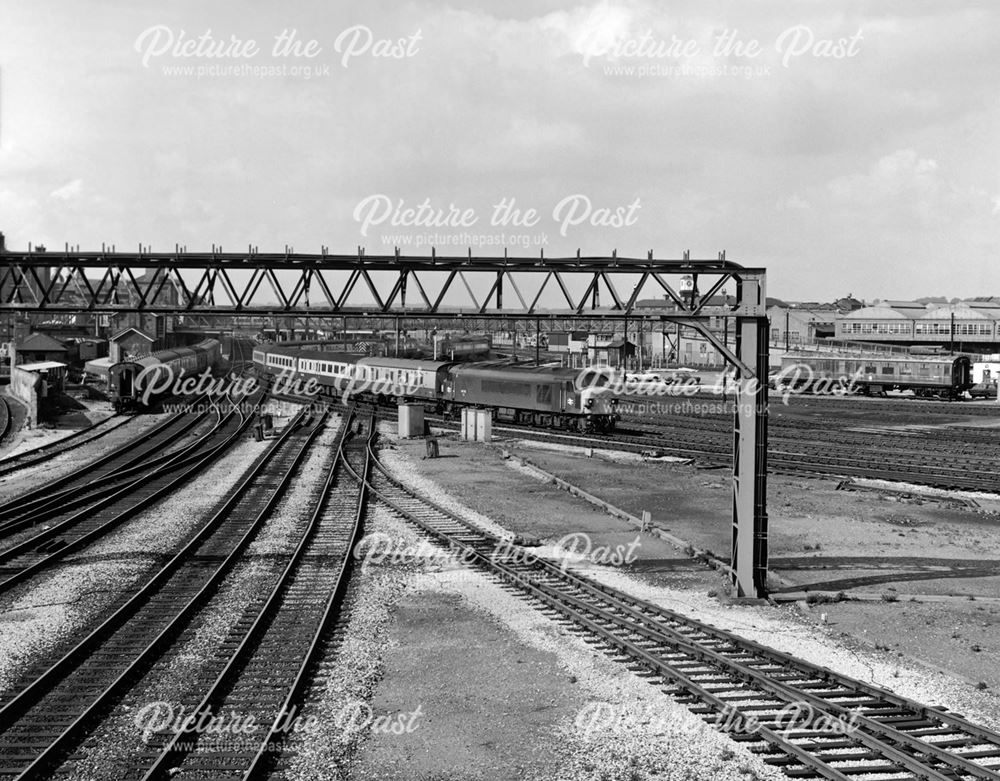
0,391,261,593
0,415,130,479
136,405,373,780
633,389,1000,417
361,442,1000,781
0,398,11,446
0,405,330,780
0,408,207,519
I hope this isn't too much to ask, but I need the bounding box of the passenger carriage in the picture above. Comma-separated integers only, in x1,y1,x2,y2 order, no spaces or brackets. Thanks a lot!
778,353,973,398
354,357,450,403
110,339,221,411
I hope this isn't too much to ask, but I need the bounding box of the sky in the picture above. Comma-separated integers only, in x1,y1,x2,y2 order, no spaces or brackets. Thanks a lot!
0,0,997,303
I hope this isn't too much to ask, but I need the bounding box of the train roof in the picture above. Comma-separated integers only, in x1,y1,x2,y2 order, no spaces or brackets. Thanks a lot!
150,339,219,361
262,339,351,352
449,362,581,381
357,357,452,370
109,357,160,371
782,353,963,363
289,349,365,362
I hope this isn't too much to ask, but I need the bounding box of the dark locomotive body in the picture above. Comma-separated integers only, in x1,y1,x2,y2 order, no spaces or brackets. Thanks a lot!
444,363,609,430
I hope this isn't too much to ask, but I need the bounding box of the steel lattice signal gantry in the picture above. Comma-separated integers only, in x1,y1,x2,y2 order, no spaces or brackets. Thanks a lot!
0,235,769,597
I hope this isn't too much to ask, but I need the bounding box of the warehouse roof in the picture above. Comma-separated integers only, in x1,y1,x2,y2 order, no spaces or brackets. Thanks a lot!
920,303,1000,320
841,305,915,320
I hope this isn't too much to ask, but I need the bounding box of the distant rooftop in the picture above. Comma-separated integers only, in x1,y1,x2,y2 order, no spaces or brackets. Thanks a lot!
16,332,68,352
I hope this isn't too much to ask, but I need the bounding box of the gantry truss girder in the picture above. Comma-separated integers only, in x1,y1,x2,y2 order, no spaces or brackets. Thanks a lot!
0,247,765,321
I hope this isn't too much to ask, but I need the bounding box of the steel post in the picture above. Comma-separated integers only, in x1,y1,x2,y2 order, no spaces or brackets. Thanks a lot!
732,316,769,597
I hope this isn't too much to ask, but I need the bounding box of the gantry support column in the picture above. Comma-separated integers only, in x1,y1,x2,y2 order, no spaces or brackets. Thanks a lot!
731,315,769,598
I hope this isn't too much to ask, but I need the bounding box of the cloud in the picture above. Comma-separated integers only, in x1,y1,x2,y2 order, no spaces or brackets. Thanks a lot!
827,149,937,198
538,2,639,63
49,179,84,201
776,194,810,211
824,149,991,227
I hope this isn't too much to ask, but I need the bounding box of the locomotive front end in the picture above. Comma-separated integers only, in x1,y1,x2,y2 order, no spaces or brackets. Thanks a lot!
578,384,618,431
572,366,619,432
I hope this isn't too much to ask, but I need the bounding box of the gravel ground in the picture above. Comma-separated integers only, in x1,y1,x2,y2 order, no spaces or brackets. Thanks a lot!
411,569,785,781
853,477,1000,514
0,434,271,695
506,437,690,465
